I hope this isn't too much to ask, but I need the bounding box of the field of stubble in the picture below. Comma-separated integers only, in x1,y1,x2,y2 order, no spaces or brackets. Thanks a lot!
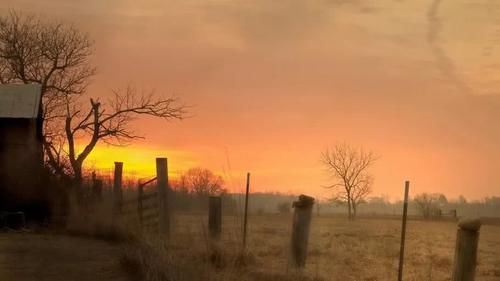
171,214,500,281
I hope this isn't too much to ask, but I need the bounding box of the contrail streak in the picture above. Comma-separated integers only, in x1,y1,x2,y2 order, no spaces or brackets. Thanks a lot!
482,0,500,57
427,0,473,95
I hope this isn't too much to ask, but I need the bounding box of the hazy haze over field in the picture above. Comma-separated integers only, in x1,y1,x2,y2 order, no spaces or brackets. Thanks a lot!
2,0,500,199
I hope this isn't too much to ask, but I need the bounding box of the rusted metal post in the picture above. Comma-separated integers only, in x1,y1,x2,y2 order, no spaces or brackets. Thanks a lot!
452,218,481,281
138,180,144,230
398,180,410,281
243,172,250,249
209,196,222,240
156,158,169,237
290,194,315,268
113,162,123,216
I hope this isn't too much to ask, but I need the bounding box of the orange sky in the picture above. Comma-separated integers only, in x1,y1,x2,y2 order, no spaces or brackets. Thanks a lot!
2,0,500,200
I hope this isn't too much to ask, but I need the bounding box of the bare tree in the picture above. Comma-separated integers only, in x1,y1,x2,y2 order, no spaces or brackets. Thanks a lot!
0,12,187,187
414,193,445,219
179,167,226,196
351,174,373,218
0,11,95,141
45,86,186,183
321,144,377,220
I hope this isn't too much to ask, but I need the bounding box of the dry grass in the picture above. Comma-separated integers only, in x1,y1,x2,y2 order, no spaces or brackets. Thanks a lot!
120,221,322,281
15,191,498,281
243,215,500,281
0,233,130,281
122,214,500,281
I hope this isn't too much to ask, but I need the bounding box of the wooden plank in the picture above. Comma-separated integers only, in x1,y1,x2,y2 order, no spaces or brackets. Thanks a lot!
122,198,136,205
121,207,138,214
141,192,158,201
139,177,157,188
142,203,158,210
142,212,159,222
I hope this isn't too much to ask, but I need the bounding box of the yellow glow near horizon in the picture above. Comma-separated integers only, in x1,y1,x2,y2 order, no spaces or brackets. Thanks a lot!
81,145,197,180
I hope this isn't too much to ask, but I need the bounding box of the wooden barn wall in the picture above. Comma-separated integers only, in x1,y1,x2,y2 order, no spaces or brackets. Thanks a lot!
0,118,46,216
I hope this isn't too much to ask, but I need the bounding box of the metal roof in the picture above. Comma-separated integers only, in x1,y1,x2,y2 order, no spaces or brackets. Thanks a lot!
0,84,42,119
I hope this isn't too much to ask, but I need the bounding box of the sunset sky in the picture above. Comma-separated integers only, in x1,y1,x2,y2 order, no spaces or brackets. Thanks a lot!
2,0,500,200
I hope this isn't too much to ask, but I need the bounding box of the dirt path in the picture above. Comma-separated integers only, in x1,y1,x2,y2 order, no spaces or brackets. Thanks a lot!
0,233,131,281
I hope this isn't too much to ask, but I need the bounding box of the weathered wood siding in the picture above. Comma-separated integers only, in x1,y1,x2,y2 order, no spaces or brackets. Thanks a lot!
0,117,45,217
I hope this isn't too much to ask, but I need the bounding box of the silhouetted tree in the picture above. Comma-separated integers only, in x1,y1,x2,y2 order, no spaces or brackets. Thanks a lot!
180,167,226,196
0,11,95,163
171,167,229,212
414,193,444,219
0,12,186,186
351,175,373,218
321,143,377,220
52,86,186,184
457,195,467,204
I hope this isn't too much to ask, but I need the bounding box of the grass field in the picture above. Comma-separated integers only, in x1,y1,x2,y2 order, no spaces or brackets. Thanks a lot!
1,213,499,281
0,233,129,281
157,214,500,281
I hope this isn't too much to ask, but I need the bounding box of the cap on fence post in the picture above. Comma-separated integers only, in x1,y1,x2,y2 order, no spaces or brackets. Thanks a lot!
452,217,481,281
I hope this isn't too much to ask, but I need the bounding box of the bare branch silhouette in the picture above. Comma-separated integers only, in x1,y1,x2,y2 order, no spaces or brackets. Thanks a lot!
55,86,187,182
321,143,377,219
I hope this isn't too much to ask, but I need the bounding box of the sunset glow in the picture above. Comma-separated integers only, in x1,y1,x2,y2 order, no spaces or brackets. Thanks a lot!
4,0,500,200
82,144,197,180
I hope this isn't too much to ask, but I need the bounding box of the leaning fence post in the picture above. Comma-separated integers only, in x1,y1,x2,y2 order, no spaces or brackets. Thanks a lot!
398,180,410,281
243,172,250,249
156,158,170,237
113,162,123,217
137,180,144,230
209,196,222,240
290,194,315,268
452,218,481,281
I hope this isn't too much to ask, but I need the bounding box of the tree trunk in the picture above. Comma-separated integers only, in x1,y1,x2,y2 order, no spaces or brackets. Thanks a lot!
352,202,357,219
73,164,84,206
347,198,352,220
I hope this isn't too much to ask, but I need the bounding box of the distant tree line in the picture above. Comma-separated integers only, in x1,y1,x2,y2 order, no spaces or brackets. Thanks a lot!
324,193,500,219
170,167,237,214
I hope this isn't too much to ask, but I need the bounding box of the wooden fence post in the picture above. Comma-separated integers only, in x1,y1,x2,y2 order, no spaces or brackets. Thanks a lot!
290,194,315,268
137,180,144,230
316,197,320,217
113,162,123,216
91,172,103,203
209,196,222,240
452,218,481,281
398,180,410,281
156,158,169,237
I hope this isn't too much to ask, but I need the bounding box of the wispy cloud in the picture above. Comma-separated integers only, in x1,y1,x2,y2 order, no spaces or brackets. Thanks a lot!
427,0,473,95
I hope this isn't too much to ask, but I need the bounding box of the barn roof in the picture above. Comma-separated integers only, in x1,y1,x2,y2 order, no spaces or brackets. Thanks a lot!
0,84,42,119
